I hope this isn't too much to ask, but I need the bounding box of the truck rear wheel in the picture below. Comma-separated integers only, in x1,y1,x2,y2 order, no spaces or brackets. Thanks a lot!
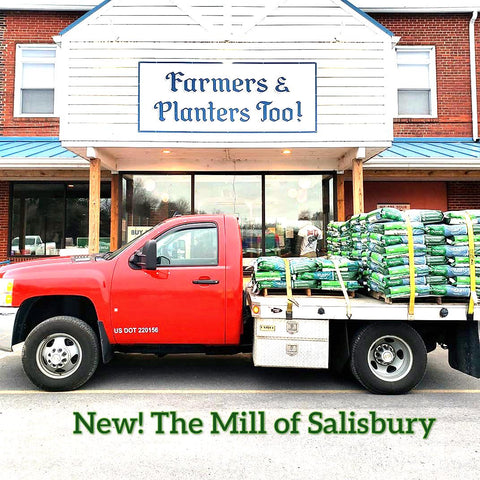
350,323,427,394
22,316,100,391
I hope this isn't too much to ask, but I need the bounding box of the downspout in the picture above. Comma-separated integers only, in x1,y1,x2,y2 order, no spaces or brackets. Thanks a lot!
470,11,479,141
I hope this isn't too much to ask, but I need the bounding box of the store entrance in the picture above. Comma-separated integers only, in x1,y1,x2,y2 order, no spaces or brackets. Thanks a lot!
121,172,335,263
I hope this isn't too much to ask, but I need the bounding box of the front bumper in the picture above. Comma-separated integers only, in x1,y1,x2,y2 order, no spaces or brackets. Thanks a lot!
0,307,19,352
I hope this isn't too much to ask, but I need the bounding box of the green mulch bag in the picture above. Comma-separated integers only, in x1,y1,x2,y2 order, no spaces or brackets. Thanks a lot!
403,209,444,224
426,255,448,265
297,271,358,281
450,276,480,286
384,284,431,298
385,285,432,298
369,233,425,246
443,210,480,224
254,271,285,281
293,280,318,289
368,221,424,235
370,272,428,287
366,208,404,224
430,265,475,277
256,257,285,272
426,224,480,236
320,280,361,290
383,264,430,278
445,235,480,245
289,258,317,274
256,280,287,289
430,285,472,297
448,256,480,266
368,252,427,267
428,245,480,257
425,235,446,245
370,244,427,257
318,257,361,271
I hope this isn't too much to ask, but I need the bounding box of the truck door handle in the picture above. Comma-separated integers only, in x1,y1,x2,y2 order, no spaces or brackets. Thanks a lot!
192,279,219,285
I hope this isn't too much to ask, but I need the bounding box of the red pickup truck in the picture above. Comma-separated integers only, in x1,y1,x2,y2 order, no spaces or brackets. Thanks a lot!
0,214,479,394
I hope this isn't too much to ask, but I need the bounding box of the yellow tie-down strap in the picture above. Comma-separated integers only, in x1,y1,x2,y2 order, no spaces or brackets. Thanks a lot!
405,216,416,320
463,212,478,318
283,259,295,320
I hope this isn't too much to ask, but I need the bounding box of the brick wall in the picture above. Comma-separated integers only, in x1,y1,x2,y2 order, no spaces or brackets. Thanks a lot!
371,13,476,139
0,10,82,137
0,182,9,262
447,182,480,210
0,13,5,136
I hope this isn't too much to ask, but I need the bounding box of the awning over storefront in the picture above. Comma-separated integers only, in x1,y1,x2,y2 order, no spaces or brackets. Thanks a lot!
0,137,87,169
367,139,480,169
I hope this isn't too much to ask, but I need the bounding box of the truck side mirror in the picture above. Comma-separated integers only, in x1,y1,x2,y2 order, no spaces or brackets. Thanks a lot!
142,240,157,270
132,240,157,270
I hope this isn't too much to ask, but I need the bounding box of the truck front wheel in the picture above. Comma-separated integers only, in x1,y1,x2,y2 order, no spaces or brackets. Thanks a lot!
22,316,100,391
350,323,427,395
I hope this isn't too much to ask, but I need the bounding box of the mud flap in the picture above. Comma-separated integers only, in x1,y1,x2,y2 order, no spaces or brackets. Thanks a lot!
448,321,480,378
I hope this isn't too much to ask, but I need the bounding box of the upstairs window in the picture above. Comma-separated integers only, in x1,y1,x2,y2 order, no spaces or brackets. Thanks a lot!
396,46,437,118
15,44,56,117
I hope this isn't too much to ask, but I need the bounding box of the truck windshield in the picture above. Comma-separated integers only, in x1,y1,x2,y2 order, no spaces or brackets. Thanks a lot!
12,237,35,246
102,227,154,260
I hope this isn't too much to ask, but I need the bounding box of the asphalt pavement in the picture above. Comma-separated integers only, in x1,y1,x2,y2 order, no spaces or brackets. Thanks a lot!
0,347,479,479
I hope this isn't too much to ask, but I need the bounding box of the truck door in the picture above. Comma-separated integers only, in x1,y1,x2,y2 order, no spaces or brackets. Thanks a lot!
110,222,226,344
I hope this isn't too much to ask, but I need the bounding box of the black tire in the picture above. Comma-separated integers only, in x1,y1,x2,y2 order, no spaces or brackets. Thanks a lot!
350,322,427,395
22,316,100,391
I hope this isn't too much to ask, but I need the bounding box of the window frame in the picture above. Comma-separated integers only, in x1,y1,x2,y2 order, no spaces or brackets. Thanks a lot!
14,43,57,118
395,45,437,119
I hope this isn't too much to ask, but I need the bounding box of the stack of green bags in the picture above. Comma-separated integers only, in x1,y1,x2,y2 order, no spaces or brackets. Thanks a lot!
326,222,344,256
365,210,445,298
252,256,362,292
327,208,480,299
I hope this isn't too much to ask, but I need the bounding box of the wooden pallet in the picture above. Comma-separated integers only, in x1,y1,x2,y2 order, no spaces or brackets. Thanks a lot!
369,290,444,305
260,288,356,298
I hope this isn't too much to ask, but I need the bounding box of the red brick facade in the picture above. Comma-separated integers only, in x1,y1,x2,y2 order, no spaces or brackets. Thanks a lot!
0,182,9,262
0,10,81,137
447,182,480,210
371,13,478,139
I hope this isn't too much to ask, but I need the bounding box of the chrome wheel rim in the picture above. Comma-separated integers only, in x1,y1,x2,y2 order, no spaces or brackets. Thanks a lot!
367,335,413,382
36,333,82,379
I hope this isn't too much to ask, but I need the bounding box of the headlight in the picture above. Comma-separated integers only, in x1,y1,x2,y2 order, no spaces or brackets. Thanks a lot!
0,278,14,306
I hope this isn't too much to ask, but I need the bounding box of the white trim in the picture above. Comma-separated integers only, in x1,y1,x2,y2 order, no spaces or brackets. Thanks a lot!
395,45,437,119
470,11,479,141
365,157,480,169
14,44,58,118
0,158,88,169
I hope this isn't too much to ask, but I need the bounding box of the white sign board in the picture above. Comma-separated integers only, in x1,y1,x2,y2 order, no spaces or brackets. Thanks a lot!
127,226,152,242
138,62,317,134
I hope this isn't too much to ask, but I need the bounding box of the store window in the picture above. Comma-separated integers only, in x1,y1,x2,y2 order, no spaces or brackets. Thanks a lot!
396,46,437,117
124,173,332,260
14,44,56,116
122,175,191,243
10,182,111,257
265,175,325,257
195,175,262,258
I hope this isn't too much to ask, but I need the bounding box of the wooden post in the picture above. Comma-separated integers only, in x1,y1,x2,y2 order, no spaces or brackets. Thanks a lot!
336,174,345,221
110,173,119,251
352,159,364,215
88,158,101,254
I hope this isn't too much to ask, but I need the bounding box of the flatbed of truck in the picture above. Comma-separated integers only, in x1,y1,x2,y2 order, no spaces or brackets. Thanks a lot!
246,287,479,322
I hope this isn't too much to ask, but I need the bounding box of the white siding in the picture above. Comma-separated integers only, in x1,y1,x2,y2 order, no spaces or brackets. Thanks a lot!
57,0,395,148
